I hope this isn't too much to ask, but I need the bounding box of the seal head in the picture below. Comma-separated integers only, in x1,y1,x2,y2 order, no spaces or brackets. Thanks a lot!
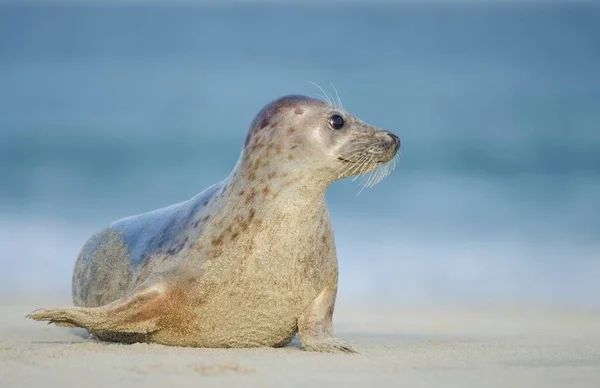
242,95,400,190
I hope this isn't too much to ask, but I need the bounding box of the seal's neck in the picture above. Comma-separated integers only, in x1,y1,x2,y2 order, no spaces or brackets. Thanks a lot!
187,157,330,263
227,169,326,210
224,153,329,210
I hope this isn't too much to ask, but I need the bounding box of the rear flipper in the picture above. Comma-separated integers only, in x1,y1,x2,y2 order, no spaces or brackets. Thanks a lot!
26,283,166,335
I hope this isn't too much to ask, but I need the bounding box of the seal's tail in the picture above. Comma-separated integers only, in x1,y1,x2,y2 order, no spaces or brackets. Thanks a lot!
26,283,166,334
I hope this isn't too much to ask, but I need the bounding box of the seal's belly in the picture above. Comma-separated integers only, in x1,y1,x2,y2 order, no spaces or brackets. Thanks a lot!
152,285,305,348
203,291,301,348
174,252,335,348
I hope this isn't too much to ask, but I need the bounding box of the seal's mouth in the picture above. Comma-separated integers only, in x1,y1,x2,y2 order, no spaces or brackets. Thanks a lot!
337,156,388,164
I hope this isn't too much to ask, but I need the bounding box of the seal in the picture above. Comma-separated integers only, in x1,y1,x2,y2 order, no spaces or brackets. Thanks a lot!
27,94,401,353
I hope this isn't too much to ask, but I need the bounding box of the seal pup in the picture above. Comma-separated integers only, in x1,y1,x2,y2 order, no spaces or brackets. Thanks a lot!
27,94,401,353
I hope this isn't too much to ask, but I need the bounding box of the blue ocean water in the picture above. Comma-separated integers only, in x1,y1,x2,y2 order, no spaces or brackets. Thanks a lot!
1,2,599,307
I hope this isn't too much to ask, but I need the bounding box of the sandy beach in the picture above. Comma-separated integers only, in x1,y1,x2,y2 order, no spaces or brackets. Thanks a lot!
2,1,599,387
1,296,599,388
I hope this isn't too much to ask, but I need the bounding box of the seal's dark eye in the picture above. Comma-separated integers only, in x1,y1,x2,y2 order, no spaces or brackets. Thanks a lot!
328,114,345,130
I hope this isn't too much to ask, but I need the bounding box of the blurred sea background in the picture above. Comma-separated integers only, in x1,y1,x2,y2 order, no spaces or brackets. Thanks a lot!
1,0,599,309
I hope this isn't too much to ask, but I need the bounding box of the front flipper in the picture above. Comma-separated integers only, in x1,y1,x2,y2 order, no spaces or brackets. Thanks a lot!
298,285,358,354
26,283,166,335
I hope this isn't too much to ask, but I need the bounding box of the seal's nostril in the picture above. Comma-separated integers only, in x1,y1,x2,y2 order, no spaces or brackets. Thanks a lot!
386,132,401,151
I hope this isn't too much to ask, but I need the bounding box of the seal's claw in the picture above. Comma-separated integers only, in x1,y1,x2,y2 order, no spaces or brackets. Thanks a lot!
27,308,52,321
339,344,358,354
26,308,80,328
301,337,359,354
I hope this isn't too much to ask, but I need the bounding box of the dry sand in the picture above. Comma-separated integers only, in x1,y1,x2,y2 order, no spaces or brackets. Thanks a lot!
1,296,599,388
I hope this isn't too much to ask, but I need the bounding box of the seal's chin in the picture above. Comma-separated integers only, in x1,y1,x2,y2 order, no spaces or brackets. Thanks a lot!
332,155,387,178
332,145,399,190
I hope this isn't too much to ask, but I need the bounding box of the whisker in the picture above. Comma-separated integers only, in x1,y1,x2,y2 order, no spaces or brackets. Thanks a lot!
357,156,378,195
345,156,368,181
384,161,392,178
350,155,370,182
347,155,369,181
309,81,334,107
326,160,348,183
380,160,394,183
327,143,401,189
369,165,383,189
313,92,329,104
335,158,356,181
327,152,365,183
363,155,376,187
376,162,391,186
329,83,343,109
366,160,381,188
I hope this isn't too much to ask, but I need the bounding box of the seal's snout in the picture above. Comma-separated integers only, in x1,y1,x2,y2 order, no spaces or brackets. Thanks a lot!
385,132,401,152
384,131,400,153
